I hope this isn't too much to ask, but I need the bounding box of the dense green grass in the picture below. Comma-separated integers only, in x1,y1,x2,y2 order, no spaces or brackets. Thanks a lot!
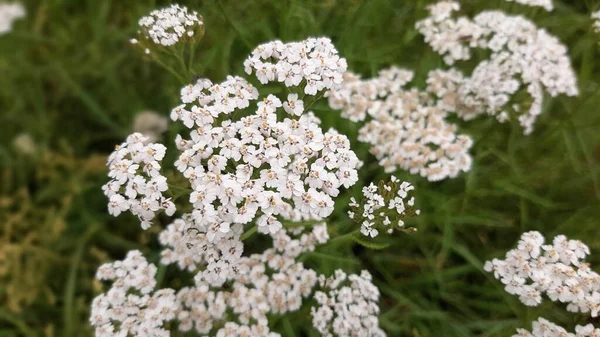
1,0,600,336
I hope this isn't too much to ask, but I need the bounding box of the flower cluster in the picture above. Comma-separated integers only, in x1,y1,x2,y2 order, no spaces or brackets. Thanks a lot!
95,223,333,337
505,0,553,11
90,250,178,337
484,231,600,316
417,1,578,134
311,270,387,337
513,318,600,337
348,176,420,238
133,4,203,48
171,69,360,240
328,67,473,181
244,37,347,95
0,2,25,35
102,133,175,229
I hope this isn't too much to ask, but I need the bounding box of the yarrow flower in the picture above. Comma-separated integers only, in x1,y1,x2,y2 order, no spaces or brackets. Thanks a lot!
348,176,420,238
504,0,553,11
244,37,347,95
311,270,386,337
102,133,175,229
417,1,578,134
328,66,473,181
170,39,360,242
90,250,178,337
484,231,600,316
513,318,600,337
132,4,203,49
0,2,25,35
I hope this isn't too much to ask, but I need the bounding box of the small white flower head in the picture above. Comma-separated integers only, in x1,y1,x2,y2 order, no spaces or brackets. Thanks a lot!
504,0,553,11
349,178,419,238
311,270,387,337
91,250,179,337
512,317,600,337
328,67,473,181
0,2,25,35
417,2,578,134
244,37,347,95
135,4,204,49
102,133,175,229
485,231,600,317
132,110,169,142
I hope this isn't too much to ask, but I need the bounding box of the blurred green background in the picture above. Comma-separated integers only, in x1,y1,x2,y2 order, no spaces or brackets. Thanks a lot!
1,0,600,336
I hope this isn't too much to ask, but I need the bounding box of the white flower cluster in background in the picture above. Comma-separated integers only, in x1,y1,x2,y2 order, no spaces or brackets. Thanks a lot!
244,37,347,95
328,67,473,181
102,133,175,229
417,1,578,134
592,10,600,33
348,176,420,238
484,231,600,316
90,250,178,337
134,4,203,47
505,0,553,11
311,270,386,337
132,110,168,143
513,318,600,337
0,2,25,35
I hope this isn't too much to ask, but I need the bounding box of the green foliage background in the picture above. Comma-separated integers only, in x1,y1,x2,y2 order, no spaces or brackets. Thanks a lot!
1,0,600,336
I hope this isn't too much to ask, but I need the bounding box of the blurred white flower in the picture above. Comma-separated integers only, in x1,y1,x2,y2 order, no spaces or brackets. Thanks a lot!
0,2,25,35
417,1,578,134
132,110,168,142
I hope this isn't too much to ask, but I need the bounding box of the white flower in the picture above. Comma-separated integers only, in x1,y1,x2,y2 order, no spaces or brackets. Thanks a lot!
102,133,175,229
512,317,600,337
485,231,600,317
244,37,347,95
328,67,473,181
311,270,387,337
91,251,178,337
0,2,25,35
417,2,578,134
136,4,203,48
132,110,168,142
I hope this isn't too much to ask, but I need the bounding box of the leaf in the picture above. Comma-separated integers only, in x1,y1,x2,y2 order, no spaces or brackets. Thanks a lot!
351,234,390,250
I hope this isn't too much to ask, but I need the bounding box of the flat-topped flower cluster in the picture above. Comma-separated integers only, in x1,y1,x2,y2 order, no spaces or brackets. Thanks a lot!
484,231,599,314
92,221,388,337
133,4,203,48
486,231,600,336
417,1,578,134
328,66,473,181
97,34,391,336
